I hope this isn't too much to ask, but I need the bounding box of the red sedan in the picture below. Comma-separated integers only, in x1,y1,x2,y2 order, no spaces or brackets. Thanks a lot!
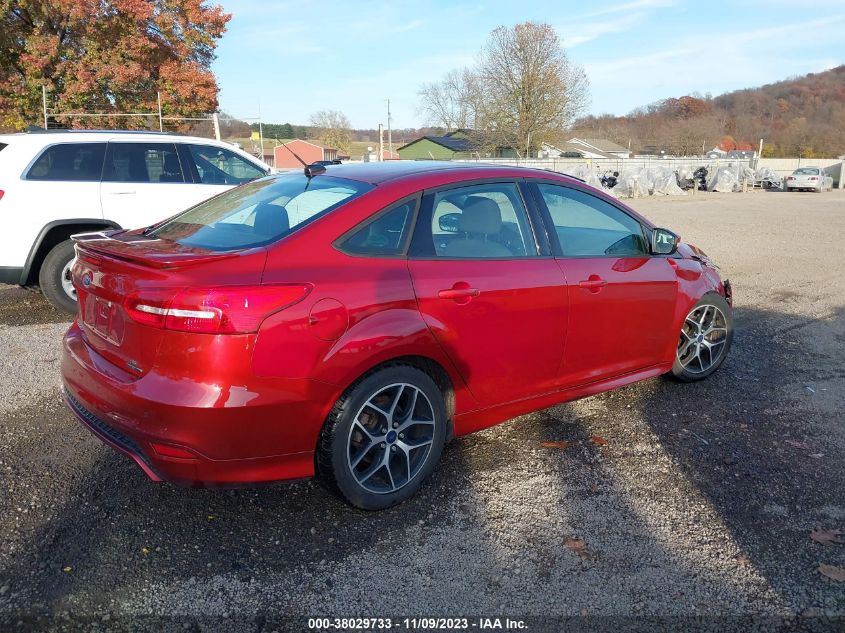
61,162,733,509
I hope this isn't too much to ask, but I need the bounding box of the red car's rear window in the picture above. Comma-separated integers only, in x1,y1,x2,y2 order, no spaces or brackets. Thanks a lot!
149,174,372,251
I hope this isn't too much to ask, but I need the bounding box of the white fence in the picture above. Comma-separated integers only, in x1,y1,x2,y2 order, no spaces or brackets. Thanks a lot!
453,156,751,174
452,156,843,188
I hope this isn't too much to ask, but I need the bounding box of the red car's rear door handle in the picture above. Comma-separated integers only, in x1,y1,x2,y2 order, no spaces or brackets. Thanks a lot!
438,287,480,300
437,281,480,305
578,276,607,292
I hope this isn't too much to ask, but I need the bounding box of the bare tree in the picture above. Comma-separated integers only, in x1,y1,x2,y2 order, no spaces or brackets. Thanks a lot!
477,22,589,157
417,68,483,131
417,23,589,156
309,110,352,153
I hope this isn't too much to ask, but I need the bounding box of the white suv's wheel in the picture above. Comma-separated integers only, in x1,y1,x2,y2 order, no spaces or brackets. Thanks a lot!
39,239,78,314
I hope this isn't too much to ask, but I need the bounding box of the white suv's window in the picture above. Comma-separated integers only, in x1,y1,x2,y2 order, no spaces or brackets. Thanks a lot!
103,143,184,183
26,143,106,181
186,144,266,185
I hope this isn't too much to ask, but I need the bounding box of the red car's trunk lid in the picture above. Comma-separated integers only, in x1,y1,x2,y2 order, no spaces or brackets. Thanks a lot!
71,230,266,377
77,229,243,268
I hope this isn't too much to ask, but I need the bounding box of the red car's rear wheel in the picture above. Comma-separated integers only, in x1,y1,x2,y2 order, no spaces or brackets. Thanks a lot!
317,365,447,510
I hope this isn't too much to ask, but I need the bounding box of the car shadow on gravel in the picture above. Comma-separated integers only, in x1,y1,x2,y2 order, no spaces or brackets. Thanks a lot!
630,305,845,618
473,303,843,620
1,306,843,625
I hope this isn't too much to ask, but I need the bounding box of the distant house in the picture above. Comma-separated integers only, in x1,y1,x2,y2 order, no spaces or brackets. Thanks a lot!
727,149,756,159
540,141,616,159
705,147,757,160
566,138,630,159
397,130,518,160
274,139,338,169
637,145,677,158
260,149,275,166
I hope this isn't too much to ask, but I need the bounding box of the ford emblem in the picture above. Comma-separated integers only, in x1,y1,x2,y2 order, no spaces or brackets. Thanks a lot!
82,273,92,288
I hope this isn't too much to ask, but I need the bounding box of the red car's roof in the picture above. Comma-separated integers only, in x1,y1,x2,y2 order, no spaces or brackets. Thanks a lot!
300,160,584,186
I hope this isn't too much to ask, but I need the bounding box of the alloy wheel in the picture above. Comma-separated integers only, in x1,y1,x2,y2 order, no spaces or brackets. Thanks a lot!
347,383,436,494
677,304,728,374
61,258,77,302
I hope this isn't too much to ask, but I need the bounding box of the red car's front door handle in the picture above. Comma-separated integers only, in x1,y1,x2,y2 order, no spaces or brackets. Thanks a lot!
438,286,480,302
578,276,608,292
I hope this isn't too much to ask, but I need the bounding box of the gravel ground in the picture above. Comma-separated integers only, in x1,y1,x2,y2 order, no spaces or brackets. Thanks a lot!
0,189,843,631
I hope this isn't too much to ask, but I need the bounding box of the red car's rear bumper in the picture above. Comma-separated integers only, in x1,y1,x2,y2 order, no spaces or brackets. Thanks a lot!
61,322,338,486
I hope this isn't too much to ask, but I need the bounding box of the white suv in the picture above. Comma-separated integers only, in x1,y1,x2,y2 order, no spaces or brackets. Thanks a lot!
0,130,271,312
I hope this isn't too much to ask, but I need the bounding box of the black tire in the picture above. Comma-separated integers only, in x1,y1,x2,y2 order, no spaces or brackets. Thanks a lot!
38,239,77,314
669,293,733,383
316,364,447,510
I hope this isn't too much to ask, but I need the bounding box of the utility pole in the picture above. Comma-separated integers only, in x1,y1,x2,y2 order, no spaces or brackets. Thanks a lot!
387,99,393,155
157,91,163,132
42,85,48,129
212,113,221,141
258,98,264,160
378,124,384,162
757,138,764,168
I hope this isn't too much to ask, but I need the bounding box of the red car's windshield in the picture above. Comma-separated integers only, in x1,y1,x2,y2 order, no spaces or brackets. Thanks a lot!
149,174,372,251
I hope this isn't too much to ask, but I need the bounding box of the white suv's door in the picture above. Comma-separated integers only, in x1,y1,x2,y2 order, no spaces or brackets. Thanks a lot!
100,141,201,230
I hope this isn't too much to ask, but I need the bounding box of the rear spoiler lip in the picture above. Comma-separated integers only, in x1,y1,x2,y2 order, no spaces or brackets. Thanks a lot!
71,231,243,270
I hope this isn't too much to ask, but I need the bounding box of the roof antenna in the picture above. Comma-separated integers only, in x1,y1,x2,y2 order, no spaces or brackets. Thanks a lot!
280,142,324,177
304,163,326,178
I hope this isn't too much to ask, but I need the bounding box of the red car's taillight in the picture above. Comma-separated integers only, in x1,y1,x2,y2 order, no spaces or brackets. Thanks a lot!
125,285,312,334
0,190,5,201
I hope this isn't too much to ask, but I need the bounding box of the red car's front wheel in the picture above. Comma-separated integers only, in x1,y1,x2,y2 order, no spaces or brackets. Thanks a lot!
670,293,733,382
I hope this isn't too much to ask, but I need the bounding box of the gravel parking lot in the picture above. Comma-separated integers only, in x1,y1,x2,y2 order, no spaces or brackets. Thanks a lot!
0,190,843,631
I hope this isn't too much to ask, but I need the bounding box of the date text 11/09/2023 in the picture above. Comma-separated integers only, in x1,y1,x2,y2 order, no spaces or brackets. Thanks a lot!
307,617,528,630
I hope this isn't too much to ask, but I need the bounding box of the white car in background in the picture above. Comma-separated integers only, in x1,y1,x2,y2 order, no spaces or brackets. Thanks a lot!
0,130,271,312
785,166,834,192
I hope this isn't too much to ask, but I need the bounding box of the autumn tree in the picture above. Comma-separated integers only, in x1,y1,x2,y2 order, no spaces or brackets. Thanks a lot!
0,1,231,130
718,135,737,152
309,110,352,153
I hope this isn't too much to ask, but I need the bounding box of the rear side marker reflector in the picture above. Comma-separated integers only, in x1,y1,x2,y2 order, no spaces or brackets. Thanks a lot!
151,442,198,460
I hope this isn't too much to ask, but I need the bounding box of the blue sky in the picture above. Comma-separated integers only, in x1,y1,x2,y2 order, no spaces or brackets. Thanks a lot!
213,0,844,129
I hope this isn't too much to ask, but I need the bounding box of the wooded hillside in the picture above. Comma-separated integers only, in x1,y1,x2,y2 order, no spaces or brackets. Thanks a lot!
571,65,845,157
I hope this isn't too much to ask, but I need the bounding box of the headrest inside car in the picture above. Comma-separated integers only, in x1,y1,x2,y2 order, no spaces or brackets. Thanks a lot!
459,197,502,235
